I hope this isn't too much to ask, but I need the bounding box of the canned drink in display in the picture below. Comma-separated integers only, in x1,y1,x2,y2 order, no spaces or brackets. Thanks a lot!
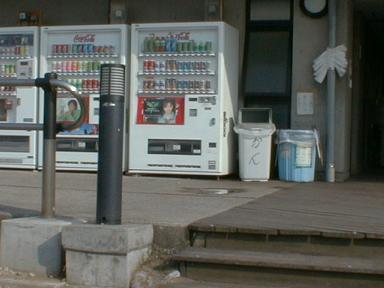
205,61,210,71
154,61,160,72
159,80,165,90
189,80,194,90
71,44,76,54
52,45,57,55
4,65,9,75
205,80,211,90
87,61,93,72
187,41,193,52
177,61,183,72
159,61,166,72
143,60,148,72
91,61,96,72
71,61,77,72
146,60,151,72
51,61,57,72
165,60,170,71
92,79,98,89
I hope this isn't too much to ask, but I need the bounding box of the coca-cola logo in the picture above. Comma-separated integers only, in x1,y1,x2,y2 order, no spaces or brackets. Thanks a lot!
73,34,95,43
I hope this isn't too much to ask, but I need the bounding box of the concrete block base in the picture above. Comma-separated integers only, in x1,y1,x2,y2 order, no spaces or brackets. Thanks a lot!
62,224,153,288
0,217,74,277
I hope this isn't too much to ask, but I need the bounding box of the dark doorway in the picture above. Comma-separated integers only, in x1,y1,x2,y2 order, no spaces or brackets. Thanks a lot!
351,1,384,179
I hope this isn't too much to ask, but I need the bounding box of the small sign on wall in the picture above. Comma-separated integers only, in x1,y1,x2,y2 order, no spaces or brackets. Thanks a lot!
297,92,314,115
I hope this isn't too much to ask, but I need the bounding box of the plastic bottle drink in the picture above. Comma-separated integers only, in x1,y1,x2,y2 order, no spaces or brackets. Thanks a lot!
154,37,160,52
165,36,172,52
198,42,205,52
148,37,155,52
205,41,212,52
171,35,177,52
160,37,166,52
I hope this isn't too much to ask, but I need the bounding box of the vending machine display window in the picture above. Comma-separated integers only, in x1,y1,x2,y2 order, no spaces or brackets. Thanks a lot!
137,96,185,125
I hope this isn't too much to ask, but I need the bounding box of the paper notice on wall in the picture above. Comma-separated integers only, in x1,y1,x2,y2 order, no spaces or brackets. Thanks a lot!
295,146,312,168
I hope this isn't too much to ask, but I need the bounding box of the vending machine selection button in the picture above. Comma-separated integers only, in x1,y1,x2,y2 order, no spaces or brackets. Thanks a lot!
189,109,197,117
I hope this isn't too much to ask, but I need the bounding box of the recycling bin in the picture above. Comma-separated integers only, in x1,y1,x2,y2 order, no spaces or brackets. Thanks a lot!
277,129,319,182
234,108,276,181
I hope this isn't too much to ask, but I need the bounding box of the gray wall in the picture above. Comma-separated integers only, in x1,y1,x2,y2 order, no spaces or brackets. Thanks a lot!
291,0,353,180
0,0,109,26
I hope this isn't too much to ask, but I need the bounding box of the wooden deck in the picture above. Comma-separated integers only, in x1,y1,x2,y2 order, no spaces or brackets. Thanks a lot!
190,181,384,239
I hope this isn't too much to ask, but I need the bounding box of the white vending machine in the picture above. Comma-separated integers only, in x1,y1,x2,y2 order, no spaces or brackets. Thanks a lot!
39,24,129,171
0,27,39,169
129,22,238,175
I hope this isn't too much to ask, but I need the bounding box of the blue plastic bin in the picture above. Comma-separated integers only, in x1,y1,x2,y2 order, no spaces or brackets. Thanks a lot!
277,130,319,182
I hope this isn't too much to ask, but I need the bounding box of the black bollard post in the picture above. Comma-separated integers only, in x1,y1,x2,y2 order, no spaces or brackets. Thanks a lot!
96,64,126,224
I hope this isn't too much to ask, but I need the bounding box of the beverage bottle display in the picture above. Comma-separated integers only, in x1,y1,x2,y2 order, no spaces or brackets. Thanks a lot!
154,37,160,52
160,37,166,52
165,35,172,52
171,34,177,52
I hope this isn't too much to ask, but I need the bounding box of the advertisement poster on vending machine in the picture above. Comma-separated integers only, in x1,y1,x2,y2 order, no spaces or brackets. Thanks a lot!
56,96,98,135
136,96,185,125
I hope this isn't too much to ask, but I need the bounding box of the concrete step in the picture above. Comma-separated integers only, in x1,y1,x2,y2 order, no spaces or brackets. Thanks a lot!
162,279,325,288
190,230,384,259
172,247,384,287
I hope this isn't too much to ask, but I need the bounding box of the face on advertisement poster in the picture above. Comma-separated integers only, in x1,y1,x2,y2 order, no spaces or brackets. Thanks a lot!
137,96,184,125
57,96,98,135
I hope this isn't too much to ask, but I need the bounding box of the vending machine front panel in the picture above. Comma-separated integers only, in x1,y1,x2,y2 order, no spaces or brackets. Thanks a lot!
0,27,39,168
39,24,129,171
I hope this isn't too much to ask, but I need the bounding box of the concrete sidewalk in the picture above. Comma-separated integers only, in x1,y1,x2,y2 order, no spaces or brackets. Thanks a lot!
0,169,295,248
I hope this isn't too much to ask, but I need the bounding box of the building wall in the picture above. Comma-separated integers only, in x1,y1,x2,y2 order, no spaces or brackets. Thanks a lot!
0,0,109,26
291,0,353,181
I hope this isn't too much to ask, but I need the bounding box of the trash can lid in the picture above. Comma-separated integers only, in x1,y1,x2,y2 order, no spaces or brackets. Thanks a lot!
234,123,276,137
236,123,276,130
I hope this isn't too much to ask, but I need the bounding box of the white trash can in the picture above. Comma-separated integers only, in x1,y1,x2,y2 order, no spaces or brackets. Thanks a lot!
234,108,276,181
